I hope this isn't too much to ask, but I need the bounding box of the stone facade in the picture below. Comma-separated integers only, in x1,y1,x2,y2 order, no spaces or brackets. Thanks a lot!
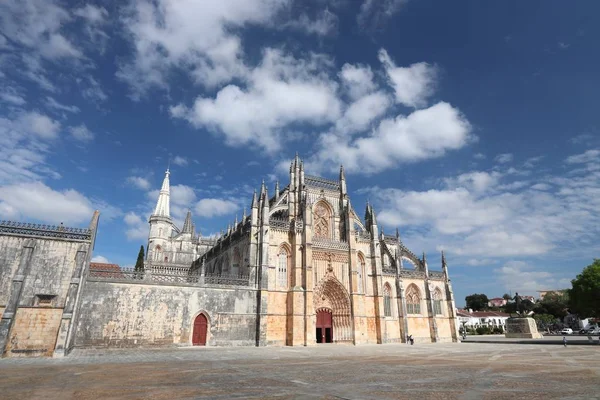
0,214,99,357
0,155,459,356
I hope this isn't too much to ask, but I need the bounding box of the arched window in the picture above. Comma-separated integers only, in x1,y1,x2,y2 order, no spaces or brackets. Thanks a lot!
154,245,162,261
357,253,365,294
406,284,421,315
383,283,392,317
222,255,230,275
313,202,331,239
277,246,289,288
433,287,443,315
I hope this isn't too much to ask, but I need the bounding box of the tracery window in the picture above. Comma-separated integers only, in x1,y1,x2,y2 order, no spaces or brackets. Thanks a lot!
357,253,365,294
233,248,241,275
383,284,392,317
277,246,289,288
406,284,421,315
314,203,330,238
433,288,443,315
154,245,162,261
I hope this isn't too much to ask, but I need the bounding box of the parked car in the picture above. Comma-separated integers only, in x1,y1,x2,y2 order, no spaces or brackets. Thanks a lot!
587,327,600,334
579,328,587,334
561,328,573,335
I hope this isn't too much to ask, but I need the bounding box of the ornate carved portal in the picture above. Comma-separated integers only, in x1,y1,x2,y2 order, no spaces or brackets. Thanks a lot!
314,273,352,343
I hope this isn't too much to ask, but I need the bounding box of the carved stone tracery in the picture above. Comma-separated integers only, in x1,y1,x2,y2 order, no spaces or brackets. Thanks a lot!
314,203,330,238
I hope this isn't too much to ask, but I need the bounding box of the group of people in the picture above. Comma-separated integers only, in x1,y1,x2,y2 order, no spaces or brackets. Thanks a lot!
406,335,414,345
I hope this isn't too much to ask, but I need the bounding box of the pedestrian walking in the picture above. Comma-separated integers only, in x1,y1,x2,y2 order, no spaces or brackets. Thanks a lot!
409,335,414,345
563,336,567,347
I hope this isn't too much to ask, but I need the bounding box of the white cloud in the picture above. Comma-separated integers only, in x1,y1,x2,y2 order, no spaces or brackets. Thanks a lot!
195,198,238,218
126,176,151,190
19,112,61,140
124,211,147,240
310,101,473,174
172,156,188,167
282,9,338,36
91,255,110,263
494,261,570,294
45,97,80,113
0,0,81,60
171,48,341,153
0,89,26,105
339,63,377,101
445,171,501,194
81,76,108,103
565,149,599,164
357,0,408,31
366,154,600,259
69,124,94,142
335,91,392,134
117,0,291,99
0,181,94,224
0,111,60,185
74,4,108,24
495,153,513,164
473,153,486,160
378,49,437,108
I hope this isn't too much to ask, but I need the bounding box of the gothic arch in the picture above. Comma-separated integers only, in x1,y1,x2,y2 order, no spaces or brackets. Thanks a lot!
357,252,366,294
401,255,419,270
313,200,333,239
406,284,422,314
314,274,352,342
383,282,393,317
432,286,443,316
190,310,211,346
277,243,291,288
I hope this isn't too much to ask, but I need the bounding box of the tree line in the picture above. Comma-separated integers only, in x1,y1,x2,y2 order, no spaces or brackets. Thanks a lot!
464,259,600,322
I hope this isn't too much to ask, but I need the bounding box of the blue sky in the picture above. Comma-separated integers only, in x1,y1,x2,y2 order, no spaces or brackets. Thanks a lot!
1,0,599,306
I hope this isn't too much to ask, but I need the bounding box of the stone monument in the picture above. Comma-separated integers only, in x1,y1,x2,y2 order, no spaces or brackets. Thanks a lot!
504,293,543,339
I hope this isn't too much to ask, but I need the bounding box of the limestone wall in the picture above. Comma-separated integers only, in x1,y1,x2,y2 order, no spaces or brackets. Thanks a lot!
4,308,62,357
74,280,259,348
0,228,93,358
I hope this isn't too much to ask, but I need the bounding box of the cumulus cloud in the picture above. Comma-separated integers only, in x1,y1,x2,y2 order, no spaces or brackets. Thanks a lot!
0,88,26,105
365,152,600,259
91,255,110,263
495,153,514,164
172,156,188,167
117,0,291,98
0,0,81,60
282,9,339,36
124,211,147,240
126,176,151,190
565,149,599,164
69,124,94,142
310,101,473,174
195,198,238,218
0,181,94,224
494,261,571,293
171,48,341,152
378,49,437,108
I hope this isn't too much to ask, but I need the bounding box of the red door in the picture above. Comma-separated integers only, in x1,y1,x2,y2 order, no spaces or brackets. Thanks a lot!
192,314,207,346
316,310,333,343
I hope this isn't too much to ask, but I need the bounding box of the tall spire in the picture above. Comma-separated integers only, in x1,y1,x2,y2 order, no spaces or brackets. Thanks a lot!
182,209,193,233
251,189,258,209
153,169,171,217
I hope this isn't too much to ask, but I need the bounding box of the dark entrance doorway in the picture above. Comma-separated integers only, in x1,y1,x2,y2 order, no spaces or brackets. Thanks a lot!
316,310,333,343
192,314,208,346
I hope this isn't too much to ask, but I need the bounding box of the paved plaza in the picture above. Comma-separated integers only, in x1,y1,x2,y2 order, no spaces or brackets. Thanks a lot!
1,342,599,399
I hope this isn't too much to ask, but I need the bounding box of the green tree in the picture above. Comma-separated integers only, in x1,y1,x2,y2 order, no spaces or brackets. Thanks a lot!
465,293,489,311
569,259,600,319
534,291,569,319
502,293,512,301
134,245,145,278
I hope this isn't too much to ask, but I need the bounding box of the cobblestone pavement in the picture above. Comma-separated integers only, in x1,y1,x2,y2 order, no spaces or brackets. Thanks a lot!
1,342,599,399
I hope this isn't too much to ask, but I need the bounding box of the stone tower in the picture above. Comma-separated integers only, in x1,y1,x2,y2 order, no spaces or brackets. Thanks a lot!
147,169,174,262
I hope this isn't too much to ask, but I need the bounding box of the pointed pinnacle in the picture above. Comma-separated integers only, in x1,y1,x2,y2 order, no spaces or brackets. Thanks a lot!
251,189,258,208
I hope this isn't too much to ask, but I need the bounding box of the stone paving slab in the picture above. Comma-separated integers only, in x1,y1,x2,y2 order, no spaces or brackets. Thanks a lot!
1,343,599,399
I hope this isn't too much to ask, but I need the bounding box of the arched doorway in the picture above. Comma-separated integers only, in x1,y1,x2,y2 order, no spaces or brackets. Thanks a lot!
314,274,352,343
316,309,333,343
192,314,208,346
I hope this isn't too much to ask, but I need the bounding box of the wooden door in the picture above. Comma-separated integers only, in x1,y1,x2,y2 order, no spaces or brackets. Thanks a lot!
192,314,208,346
316,310,333,343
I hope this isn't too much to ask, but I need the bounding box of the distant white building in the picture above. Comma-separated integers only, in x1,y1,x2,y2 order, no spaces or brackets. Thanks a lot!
456,309,510,332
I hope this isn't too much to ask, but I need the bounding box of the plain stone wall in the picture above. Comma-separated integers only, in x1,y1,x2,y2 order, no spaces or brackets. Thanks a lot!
74,280,260,348
0,233,91,357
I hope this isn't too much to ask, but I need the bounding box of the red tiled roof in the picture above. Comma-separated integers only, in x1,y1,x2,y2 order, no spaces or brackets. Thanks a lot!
456,309,510,318
89,262,124,278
